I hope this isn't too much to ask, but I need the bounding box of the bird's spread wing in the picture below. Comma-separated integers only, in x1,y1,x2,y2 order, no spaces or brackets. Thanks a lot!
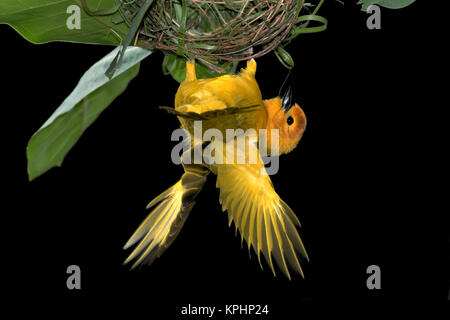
123,164,209,268
212,138,309,279
123,181,190,268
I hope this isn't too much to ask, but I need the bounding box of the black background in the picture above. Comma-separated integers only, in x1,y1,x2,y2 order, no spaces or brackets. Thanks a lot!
3,0,449,311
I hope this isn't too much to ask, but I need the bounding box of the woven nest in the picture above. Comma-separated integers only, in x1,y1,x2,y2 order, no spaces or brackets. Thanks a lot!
119,0,304,70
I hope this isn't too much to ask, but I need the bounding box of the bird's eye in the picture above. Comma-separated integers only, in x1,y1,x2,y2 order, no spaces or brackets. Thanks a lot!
287,116,294,126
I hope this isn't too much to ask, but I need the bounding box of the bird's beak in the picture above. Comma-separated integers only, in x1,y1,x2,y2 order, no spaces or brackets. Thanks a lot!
281,86,293,113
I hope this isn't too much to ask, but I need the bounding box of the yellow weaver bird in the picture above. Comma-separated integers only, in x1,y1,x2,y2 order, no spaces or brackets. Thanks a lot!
123,59,309,279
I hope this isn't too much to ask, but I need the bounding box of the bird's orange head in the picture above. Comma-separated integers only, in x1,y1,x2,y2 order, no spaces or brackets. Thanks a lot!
263,87,306,155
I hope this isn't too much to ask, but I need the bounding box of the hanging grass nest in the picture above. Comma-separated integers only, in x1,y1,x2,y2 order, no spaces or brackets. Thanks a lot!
114,0,327,75
119,0,304,70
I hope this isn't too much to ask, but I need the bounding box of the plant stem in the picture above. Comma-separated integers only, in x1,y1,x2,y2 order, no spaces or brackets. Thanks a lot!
312,0,326,15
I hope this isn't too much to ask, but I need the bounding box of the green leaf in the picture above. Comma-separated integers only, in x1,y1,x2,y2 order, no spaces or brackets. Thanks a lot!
275,47,295,69
0,0,128,45
358,0,416,10
162,54,238,83
27,46,152,181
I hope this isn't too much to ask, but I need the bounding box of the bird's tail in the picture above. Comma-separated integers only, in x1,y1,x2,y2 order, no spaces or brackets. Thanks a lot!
123,164,209,268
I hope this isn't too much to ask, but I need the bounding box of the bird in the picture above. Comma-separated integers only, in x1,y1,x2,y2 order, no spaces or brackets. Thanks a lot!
123,59,309,279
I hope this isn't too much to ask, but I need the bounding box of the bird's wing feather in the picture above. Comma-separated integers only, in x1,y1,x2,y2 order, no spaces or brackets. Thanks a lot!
123,181,188,268
159,105,261,120
212,139,308,279
123,165,208,268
